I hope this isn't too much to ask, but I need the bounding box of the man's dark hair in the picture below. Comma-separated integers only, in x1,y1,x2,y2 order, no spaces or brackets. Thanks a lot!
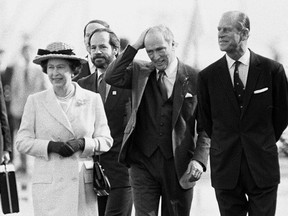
88,28,120,52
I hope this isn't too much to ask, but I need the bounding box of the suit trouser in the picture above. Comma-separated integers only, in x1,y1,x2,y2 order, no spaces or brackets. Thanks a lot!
98,186,133,216
129,148,193,216
215,153,278,216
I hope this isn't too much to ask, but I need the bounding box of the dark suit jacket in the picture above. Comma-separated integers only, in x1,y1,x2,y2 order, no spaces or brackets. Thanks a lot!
198,50,288,189
0,77,12,160
73,62,91,82
78,73,132,188
105,45,210,189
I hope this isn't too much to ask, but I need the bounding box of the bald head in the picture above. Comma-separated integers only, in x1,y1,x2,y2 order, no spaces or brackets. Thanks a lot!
221,11,250,32
144,25,175,47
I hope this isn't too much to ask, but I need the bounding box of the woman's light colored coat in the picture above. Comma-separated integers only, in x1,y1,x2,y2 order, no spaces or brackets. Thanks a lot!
16,82,113,216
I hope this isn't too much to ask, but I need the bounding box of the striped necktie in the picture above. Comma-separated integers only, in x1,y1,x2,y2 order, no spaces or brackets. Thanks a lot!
233,61,244,109
98,73,106,102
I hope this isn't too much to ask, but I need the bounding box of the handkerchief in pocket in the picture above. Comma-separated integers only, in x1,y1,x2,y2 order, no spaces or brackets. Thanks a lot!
185,93,193,98
254,87,268,94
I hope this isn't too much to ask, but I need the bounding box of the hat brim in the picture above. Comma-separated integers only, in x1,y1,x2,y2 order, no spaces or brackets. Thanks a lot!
33,54,87,65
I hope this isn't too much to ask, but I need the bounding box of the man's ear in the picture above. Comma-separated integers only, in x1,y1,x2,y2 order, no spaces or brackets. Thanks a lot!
171,41,178,51
113,47,119,56
241,28,249,41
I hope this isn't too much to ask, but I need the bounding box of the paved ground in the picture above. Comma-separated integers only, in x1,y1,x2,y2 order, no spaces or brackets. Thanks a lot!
1,154,287,216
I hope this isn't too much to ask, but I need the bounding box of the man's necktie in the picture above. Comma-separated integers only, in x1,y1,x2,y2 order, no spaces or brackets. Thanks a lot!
233,61,244,109
157,70,168,100
98,73,106,102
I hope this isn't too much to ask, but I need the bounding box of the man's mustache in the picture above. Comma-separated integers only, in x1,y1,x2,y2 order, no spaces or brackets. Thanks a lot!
93,54,106,59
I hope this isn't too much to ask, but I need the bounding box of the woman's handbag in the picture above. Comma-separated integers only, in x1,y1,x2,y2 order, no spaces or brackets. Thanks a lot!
93,154,111,196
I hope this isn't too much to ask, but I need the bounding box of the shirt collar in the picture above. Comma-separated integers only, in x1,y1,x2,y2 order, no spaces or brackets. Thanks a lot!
96,70,103,79
226,48,250,69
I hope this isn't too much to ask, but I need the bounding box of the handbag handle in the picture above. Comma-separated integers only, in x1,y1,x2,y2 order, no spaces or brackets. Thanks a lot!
93,151,101,163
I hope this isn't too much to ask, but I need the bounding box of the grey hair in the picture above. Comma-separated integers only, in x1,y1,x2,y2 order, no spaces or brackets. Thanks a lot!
146,25,176,45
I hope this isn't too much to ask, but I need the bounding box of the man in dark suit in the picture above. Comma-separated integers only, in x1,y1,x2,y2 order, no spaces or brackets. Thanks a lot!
197,11,288,216
105,25,210,216
73,20,110,82
78,28,132,216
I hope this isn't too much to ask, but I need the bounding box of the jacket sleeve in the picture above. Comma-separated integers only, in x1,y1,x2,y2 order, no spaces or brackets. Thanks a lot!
105,45,138,89
15,95,50,160
197,71,212,138
272,63,288,141
81,94,113,157
192,106,210,171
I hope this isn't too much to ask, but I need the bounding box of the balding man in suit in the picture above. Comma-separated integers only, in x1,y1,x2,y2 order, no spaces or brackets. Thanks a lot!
105,25,210,216
198,11,288,216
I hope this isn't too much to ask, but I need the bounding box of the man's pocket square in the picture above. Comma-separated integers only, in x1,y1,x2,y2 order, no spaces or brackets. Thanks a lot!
185,93,193,98
254,87,268,94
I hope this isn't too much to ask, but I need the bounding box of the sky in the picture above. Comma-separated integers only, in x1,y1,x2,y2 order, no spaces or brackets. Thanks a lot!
0,0,288,70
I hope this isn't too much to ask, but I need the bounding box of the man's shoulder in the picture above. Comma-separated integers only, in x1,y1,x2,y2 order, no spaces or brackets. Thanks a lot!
73,62,90,81
251,51,281,65
199,56,225,76
250,51,284,73
179,60,198,73
77,73,95,85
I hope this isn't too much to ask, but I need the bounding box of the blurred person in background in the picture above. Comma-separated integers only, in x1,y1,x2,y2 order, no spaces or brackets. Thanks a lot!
15,41,113,216
197,11,288,216
105,25,210,216
0,49,15,154
73,19,110,81
10,42,50,173
0,48,12,164
78,28,132,216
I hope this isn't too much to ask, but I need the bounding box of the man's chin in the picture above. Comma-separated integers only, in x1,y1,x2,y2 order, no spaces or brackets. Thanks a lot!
94,63,107,70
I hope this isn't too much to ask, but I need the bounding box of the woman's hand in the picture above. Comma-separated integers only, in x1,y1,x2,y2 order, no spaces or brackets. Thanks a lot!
1,151,10,164
48,141,74,157
66,138,85,152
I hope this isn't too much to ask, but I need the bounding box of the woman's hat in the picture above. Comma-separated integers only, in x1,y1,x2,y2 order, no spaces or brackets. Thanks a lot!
33,42,87,65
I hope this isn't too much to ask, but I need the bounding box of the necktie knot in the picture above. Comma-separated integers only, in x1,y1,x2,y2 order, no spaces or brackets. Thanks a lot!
234,61,240,71
98,73,103,84
158,70,166,78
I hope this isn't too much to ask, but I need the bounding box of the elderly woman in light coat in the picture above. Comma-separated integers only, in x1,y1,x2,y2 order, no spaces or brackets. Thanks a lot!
16,42,113,216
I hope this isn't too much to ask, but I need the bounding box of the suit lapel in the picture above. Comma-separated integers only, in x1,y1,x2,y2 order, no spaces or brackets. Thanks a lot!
172,62,189,128
42,88,75,135
217,56,240,114
241,51,261,118
105,85,122,109
86,73,97,92
133,63,154,110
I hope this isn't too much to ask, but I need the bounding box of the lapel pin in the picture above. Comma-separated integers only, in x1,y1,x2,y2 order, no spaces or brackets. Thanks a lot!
112,91,117,95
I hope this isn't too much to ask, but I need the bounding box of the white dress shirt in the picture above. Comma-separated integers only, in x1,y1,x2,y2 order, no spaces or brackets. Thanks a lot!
226,49,250,88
